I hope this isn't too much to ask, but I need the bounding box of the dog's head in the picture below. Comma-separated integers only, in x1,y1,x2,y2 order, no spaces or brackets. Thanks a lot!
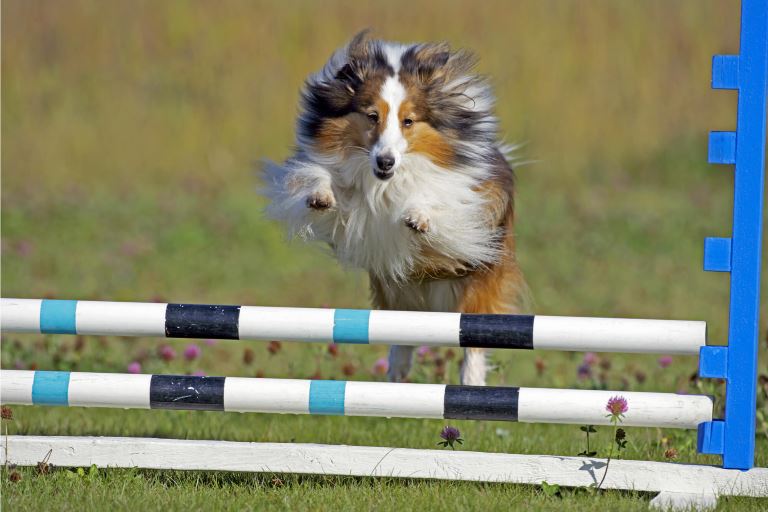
298,31,499,180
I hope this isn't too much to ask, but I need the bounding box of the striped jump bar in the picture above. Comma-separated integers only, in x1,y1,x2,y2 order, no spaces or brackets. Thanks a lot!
0,370,713,429
0,298,707,354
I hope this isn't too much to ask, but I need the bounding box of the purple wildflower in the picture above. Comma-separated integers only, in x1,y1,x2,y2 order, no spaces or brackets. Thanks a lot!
127,361,142,374
191,370,206,377
598,396,630,490
657,356,673,369
583,352,598,366
605,395,629,416
417,346,432,358
440,426,461,441
373,358,389,375
577,363,592,380
438,425,464,450
184,343,201,361
204,338,218,347
159,345,176,362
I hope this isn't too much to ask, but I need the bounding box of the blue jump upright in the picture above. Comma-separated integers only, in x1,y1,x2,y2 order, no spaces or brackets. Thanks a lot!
697,0,768,470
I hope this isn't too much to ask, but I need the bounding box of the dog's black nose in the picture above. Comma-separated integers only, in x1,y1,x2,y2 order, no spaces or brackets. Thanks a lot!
376,154,395,171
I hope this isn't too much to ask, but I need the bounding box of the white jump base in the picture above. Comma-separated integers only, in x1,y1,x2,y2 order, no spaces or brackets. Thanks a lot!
3,436,766,509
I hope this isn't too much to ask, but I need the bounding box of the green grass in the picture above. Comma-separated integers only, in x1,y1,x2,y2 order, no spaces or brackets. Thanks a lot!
2,0,767,510
12,466,768,512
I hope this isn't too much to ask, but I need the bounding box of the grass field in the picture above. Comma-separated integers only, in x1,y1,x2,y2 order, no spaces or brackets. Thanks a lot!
2,1,767,510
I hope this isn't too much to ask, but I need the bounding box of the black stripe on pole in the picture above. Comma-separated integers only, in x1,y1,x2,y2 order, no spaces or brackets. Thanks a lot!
443,385,519,421
149,375,225,411
458,314,534,349
165,304,240,339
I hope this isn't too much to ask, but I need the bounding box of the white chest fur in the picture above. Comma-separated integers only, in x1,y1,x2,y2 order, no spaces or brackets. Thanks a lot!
266,153,502,283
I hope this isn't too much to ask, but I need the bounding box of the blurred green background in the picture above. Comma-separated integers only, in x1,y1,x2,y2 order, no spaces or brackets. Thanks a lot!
2,1,767,510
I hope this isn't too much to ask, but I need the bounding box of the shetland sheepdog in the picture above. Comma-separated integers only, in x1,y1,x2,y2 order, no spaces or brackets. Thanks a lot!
264,31,527,385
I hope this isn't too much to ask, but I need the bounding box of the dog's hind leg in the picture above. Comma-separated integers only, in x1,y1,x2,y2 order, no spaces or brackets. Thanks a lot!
460,347,487,386
387,345,415,382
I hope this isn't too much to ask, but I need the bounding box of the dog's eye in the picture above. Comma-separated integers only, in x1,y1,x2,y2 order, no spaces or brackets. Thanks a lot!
403,118,414,128
367,112,379,124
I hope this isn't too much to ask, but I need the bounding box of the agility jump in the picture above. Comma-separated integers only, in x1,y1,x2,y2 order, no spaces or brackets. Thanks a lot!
1,0,766,508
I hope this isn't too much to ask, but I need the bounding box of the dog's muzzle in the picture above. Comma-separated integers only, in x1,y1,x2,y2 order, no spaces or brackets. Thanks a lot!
374,154,395,180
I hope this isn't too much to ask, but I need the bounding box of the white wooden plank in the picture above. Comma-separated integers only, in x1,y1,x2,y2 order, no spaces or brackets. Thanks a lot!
649,491,718,511
2,436,766,498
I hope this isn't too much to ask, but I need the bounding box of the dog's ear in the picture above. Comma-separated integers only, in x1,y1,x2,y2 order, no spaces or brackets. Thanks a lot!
334,30,371,94
401,43,450,84
346,29,371,62
402,43,476,87
335,63,361,94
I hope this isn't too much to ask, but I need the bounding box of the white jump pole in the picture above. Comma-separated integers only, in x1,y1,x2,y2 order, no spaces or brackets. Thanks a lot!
0,298,707,354
0,370,713,429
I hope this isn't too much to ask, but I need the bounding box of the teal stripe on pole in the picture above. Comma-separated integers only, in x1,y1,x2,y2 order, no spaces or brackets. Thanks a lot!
31,371,70,405
40,300,78,334
332,309,370,344
308,380,346,415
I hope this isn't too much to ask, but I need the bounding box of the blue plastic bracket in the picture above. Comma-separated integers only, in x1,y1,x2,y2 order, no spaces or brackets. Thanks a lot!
708,131,737,164
698,346,728,379
712,55,740,89
697,0,768,470
703,237,732,272
697,420,725,455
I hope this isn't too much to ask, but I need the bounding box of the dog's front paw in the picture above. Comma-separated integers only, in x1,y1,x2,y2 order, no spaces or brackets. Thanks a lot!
404,210,430,233
306,190,336,211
